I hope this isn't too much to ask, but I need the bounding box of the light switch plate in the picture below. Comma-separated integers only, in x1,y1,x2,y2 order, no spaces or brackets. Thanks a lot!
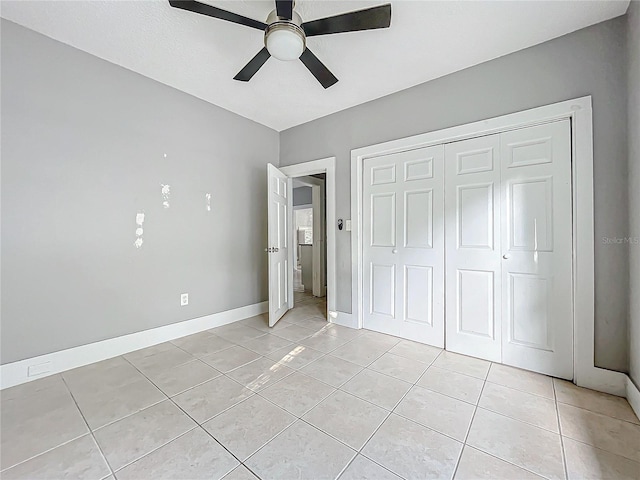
345,220,352,231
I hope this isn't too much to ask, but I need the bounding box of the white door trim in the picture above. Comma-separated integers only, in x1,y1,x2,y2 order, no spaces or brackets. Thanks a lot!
280,157,338,319
351,96,626,396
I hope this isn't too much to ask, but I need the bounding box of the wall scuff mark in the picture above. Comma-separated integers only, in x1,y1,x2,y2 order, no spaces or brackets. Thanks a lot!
134,212,145,248
161,184,171,209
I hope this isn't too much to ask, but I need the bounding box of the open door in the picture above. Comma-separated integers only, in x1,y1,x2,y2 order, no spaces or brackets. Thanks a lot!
267,164,291,327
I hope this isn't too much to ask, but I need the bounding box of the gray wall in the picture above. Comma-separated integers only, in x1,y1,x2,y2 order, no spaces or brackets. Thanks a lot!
293,186,312,206
1,20,279,364
280,16,629,372
628,2,640,386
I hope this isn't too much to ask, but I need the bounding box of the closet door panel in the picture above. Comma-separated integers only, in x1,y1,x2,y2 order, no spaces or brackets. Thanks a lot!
363,146,445,347
445,135,502,362
500,120,573,379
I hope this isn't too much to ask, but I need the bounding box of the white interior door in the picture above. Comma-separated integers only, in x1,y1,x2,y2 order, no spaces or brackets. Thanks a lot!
500,120,573,379
363,146,445,347
267,164,290,327
445,135,502,362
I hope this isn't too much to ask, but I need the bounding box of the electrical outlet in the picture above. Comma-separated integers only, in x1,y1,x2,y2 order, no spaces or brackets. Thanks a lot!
180,293,189,306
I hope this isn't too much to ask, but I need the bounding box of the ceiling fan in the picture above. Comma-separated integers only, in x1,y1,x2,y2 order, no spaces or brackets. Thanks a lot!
168,0,392,88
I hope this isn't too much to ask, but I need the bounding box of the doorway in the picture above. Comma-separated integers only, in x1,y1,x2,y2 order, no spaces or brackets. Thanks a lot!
292,175,327,311
266,157,337,327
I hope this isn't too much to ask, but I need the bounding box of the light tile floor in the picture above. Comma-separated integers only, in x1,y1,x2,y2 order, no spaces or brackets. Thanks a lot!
1,294,639,480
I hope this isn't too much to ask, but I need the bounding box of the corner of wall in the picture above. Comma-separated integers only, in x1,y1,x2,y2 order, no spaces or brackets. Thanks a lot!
627,0,640,386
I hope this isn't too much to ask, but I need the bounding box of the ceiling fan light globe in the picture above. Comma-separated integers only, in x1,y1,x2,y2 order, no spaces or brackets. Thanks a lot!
266,28,305,61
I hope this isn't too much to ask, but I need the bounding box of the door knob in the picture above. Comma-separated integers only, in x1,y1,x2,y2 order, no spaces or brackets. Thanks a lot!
274,248,279,252
503,254,511,259
392,249,398,254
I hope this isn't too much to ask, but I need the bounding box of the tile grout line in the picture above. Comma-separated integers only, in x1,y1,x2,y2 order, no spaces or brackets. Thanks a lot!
462,404,586,479
296,335,404,388
170,341,237,361
120,356,249,476
336,380,409,413
482,377,559,401
83,391,167,432
59,375,117,478
254,374,337,417
335,455,361,480
254,334,427,418
297,333,404,376
352,452,409,480
450,367,489,480
111,426,201,475
332,451,360,480
469,370,564,433
471,402,566,436
556,435,640,466
0,431,89,474
198,309,368,376
555,399,640,426
458,444,546,479
238,332,414,479
223,356,298,393
428,349,492,381
470,404,563,435
457,362,567,479
360,366,421,476
552,379,570,480
352,349,445,480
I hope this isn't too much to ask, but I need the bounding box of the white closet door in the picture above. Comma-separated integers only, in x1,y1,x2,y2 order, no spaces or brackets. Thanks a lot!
500,120,573,379
445,135,502,362
363,146,445,346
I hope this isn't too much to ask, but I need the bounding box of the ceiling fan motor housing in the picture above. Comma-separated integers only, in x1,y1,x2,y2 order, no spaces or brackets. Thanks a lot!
265,10,306,61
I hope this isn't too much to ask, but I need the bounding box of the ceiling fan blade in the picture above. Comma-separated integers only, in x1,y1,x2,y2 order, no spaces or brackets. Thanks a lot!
234,48,271,82
299,48,338,89
169,0,267,30
302,3,391,37
275,0,293,20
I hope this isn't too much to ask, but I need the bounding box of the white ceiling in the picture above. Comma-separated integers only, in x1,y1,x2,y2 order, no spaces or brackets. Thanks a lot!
1,0,629,131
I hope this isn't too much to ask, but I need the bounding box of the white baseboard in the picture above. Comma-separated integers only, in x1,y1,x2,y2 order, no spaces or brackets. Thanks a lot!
575,365,627,397
626,375,640,421
329,311,357,329
0,301,268,390
575,366,639,418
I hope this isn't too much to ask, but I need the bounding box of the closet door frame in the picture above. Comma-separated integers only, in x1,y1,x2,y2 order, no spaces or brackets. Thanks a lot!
351,96,625,396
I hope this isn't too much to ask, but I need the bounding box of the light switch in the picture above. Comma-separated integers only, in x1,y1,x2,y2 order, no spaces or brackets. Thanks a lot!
345,220,352,231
